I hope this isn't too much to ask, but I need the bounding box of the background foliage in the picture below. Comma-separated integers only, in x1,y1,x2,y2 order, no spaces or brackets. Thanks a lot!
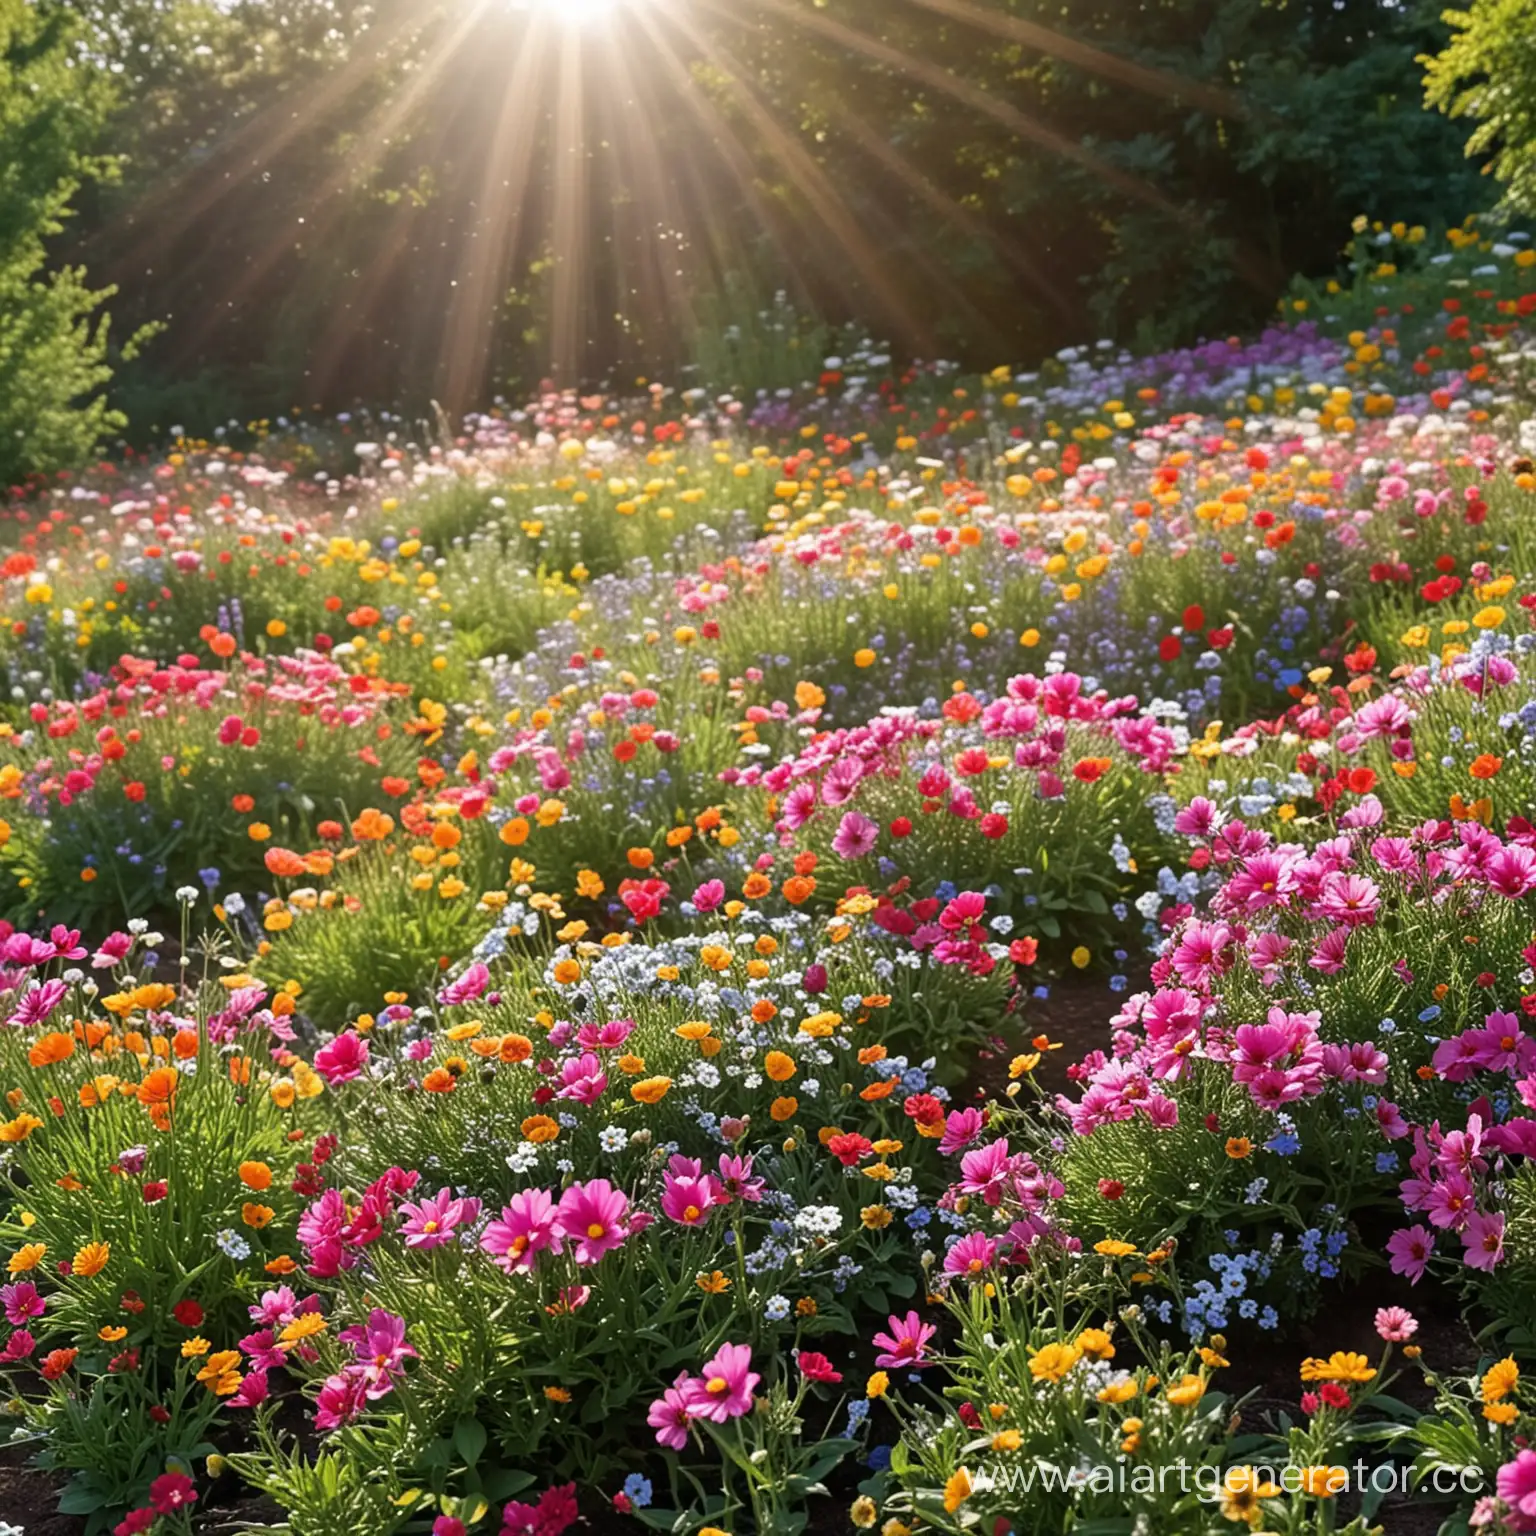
0,0,1519,459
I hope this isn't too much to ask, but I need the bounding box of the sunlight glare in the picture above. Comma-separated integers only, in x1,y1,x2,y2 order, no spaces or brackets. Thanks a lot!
516,0,626,25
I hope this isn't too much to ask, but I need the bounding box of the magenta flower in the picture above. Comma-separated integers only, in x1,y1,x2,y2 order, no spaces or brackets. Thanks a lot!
313,1030,370,1085
647,1370,696,1450
942,1232,998,1279
937,1107,986,1156
1,1282,45,1327
314,1368,369,1430
340,1309,417,1398
481,1188,562,1274
1497,1451,1536,1533
555,1052,608,1105
872,1309,937,1369
683,1342,759,1422
691,879,726,913
831,811,879,861
398,1187,482,1250
1385,1224,1435,1284
1460,1210,1506,1271
660,1172,725,1226
500,1483,578,1536
554,1179,629,1265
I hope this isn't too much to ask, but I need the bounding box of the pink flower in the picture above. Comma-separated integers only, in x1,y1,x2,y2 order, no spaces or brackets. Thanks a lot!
831,811,879,860
314,1369,369,1430
1316,872,1380,928
661,1172,725,1226
339,1309,417,1398
313,1031,370,1084
871,1309,937,1369
1373,1307,1418,1343
938,1107,986,1156
1386,1224,1434,1284
556,1052,608,1105
398,1187,482,1250
501,1483,578,1536
797,1350,842,1384
482,1188,562,1274
683,1342,759,1422
716,1152,764,1202
1497,1451,1536,1533
1461,1210,1506,1271
691,879,725,913
647,1371,696,1450
554,1179,629,1265
0,1282,44,1327
942,1232,998,1278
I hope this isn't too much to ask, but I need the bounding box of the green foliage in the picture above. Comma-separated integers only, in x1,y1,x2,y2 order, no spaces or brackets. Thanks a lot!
1425,0,1536,212
0,0,123,484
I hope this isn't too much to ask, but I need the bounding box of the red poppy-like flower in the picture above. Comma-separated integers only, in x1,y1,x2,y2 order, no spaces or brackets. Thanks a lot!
173,1299,204,1328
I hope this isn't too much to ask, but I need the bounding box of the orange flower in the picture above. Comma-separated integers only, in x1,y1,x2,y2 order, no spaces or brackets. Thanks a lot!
630,1076,672,1104
743,873,772,900
764,1050,796,1082
520,1115,559,1144
27,1032,75,1068
627,846,655,869
238,1161,273,1191
499,1034,534,1064
242,1203,275,1229
770,1095,798,1121
422,1067,456,1093
72,1241,110,1278
1469,753,1503,780
782,875,817,905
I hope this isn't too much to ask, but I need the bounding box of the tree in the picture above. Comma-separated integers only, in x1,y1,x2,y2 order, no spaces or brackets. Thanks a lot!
1424,0,1536,211
0,0,123,485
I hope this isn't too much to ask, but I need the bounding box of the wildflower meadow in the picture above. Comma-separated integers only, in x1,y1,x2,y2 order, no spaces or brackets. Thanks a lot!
6,2,1536,1534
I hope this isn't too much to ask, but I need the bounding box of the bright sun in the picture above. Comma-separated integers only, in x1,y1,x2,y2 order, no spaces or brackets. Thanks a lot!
518,0,626,24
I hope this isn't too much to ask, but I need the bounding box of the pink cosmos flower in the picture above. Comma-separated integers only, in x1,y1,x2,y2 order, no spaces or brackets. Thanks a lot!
1,1282,45,1327
647,1370,696,1450
872,1309,937,1369
313,1031,370,1085
1461,1210,1506,1271
556,1052,608,1105
937,1107,986,1156
683,1342,759,1422
942,1232,998,1279
661,1172,725,1226
1386,1224,1434,1284
340,1309,417,1398
1496,1451,1536,1533
554,1179,629,1265
482,1188,562,1274
1373,1307,1417,1342
314,1368,369,1430
398,1187,482,1250
1316,872,1380,928
831,811,879,860
716,1152,764,1202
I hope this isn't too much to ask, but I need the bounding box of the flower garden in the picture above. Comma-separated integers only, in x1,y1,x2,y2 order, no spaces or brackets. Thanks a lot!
1,215,1536,1536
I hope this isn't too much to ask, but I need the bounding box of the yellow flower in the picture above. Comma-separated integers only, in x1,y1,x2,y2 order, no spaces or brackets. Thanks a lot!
72,1241,110,1278
942,1468,972,1514
695,1270,731,1294
1220,1467,1281,1527
861,1205,893,1229
1077,1328,1115,1361
181,1336,211,1358
279,1313,327,1347
1028,1341,1082,1384
630,1076,672,1105
850,1495,878,1528
1163,1373,1206,1407
1096,1378,1137,1404
1094,1239,1137,1258
1473,605,1506,629
1298,1465,1347,1498
97,1325,127,1342
1299,1351,1376,1384
991,1429,1022,1452
1482,1357,1520,1403
1484,1401,1519,1424
866,1370,889,1399
7,1244,45,1274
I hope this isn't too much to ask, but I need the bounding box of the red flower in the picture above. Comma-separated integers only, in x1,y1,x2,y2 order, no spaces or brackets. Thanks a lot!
149,1404,171,1424
123,781,146,803
1182,604,1205,631
957,1401,982,1429
889,817,913,838
826,1133,872,1167
979,812,1008,839
797,1350,843,1384
1158,635,1182,662
1319,1382,1352,1410
149,1470,198,1514
173,1299,204,1328
39,1347,77,1379
114,1512,157,1536
1346,767,1376,795
1097,1179,1125,1200
1009,936,1038,967
1207,627,1234,649
142,1181,167,1203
